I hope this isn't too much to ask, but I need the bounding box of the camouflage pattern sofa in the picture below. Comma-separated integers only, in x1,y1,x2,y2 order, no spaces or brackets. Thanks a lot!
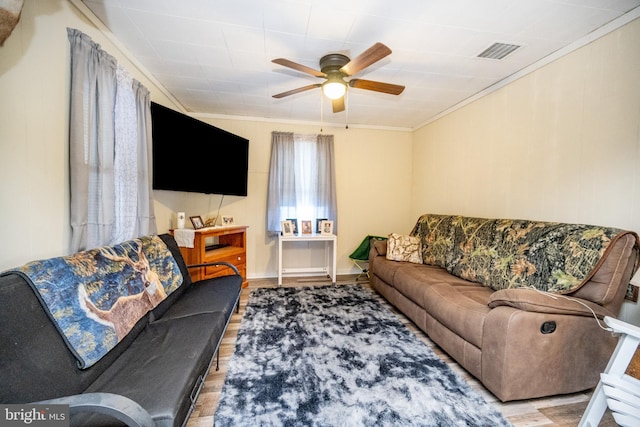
369,214,639,401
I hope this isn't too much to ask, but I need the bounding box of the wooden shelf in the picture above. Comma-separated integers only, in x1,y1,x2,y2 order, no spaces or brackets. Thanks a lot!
172,225,248,288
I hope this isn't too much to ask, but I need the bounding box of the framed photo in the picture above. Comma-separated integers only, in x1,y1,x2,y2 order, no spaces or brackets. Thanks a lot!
301,220,313,235
222,216,235,226
316,218,327,233
320,220,334,235
286,218,298,234
281,220,294,236
190,215,205,230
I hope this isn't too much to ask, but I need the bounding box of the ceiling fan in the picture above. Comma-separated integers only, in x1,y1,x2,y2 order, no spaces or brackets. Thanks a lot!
271,42,405,113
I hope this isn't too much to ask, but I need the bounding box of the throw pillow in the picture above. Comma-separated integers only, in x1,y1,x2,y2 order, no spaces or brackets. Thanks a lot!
387,233,422,264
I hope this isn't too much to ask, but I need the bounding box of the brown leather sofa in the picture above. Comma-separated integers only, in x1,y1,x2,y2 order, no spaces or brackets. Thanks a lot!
369,214,639,402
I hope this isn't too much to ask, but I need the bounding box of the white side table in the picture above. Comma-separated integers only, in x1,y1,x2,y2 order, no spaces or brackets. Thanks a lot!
278,234,337,286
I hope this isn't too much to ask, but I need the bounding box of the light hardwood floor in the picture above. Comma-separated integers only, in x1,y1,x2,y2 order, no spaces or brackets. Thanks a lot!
186,276,617,427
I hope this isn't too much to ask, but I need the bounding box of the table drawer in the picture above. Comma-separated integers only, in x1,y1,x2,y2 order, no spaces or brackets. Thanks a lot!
204,263,246,278
205,253,245,278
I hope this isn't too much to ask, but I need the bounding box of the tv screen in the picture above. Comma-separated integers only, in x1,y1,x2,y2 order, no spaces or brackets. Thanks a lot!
151,102,249,196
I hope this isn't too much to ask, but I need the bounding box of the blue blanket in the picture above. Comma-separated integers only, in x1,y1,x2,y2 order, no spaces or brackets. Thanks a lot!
15,235,183,368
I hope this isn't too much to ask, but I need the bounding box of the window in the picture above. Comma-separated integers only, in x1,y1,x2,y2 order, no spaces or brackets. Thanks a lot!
68,28,156,252
266,132,337,235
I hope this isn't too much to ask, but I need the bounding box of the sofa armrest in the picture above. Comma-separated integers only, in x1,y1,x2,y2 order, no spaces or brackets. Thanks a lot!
187,261,240,276
371,239,387,257
488,288,613,319
37,392,154,427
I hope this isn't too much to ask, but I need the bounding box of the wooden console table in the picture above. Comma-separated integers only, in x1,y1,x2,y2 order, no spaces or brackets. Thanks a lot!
173,226,248,288
277,233,337,286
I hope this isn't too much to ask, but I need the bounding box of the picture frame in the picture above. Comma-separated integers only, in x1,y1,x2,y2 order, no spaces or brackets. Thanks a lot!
286,218,298,235
320,220,334,235
222,216,235,226
301,220,313,235
190,215,205,230
204,216,216,227
281,220,294,236
316,218,327,233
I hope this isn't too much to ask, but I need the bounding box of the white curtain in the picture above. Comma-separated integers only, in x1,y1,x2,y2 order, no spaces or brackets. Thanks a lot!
266,132,296,232
133,80,156,237
113,64,138,244
67,28,156,252
266,131,338,235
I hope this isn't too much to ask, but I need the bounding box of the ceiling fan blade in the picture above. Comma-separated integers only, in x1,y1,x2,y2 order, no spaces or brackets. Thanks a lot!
340,42,392,76
272,58,326,78
272,84,322,99
332,97,345,113
349,79,405,95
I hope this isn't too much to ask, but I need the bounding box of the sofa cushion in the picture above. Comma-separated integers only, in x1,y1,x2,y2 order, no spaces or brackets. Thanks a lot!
392,266,436,308
404,264,469,285
371,256,405,285
422,283,492,349
156,275,241,322
391,264,470,307
84,313,225,427
386,233,422,264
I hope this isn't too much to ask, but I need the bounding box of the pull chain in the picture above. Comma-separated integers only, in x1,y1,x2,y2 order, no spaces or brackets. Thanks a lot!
320,90,324,133
345,89,349,129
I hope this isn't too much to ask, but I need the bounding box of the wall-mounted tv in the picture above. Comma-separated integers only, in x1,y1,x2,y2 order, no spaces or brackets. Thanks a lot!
151,102,249,196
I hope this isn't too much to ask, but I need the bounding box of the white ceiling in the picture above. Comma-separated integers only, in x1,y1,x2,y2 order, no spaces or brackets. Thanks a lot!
79,0,640,130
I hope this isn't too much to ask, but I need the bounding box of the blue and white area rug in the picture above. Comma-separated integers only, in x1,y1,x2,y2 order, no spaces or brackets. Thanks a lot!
214,285,512,426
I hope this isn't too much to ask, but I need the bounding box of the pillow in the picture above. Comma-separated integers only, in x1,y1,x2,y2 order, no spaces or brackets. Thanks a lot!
386,233,422,264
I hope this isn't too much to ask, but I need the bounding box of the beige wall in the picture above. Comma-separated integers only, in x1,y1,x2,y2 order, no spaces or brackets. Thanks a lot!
0,0,414,277
411,17,640,322
0,0,178,269
0,0,69,269
152,120,414,279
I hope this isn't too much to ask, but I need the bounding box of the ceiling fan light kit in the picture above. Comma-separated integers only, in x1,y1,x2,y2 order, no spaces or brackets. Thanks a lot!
322,80,346,100
272,42,405,113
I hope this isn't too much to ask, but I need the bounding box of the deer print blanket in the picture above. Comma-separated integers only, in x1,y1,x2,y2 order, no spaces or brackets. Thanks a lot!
15,235,183,368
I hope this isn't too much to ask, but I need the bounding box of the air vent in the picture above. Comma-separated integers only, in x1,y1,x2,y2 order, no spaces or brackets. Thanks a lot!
477,42,521,60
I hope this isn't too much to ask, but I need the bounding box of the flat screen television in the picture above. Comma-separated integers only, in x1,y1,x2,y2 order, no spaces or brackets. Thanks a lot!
151,102,249,196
